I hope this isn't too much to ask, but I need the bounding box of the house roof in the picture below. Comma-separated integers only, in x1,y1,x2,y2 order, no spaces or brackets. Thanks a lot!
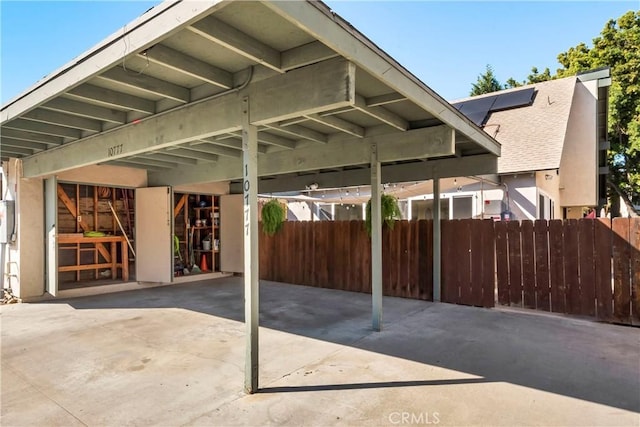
452,76,578,174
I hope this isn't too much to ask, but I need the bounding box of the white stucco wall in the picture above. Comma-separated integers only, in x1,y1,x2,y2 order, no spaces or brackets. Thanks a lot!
559,80,598,207
535,170,562,219
501,175,537,220
3,159,45,299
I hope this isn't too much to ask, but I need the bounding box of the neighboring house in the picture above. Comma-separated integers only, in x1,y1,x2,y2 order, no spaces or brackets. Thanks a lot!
448,68,611,220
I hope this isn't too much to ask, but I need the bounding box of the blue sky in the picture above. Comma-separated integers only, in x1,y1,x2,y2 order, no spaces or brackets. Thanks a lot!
1,1,637,105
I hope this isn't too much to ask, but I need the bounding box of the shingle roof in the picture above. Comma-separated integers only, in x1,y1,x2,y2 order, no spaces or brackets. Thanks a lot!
452,76,577,174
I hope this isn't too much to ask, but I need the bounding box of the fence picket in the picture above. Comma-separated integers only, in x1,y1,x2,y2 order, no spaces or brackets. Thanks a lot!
521,221,536,309
549,220,565,313
631,219,640,325
578,219,596,316
495,221,510,306
471,220,484,306
564,219,580,315
595,218,613,321
507,221,523,306
612,218,631,324
534,220,550,312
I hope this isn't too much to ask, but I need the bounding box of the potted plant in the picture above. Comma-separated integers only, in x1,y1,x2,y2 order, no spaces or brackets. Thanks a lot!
261,199,286,236
365,194,401,236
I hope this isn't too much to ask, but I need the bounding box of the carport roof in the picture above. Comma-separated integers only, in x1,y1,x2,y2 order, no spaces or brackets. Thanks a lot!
1,0,500,188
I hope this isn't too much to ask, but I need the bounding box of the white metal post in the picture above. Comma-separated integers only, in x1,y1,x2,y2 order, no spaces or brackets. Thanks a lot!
433,177,441,302
371,142,382,331
242,96,259,393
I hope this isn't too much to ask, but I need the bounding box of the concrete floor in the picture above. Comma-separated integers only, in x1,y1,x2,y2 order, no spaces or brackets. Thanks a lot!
2,278,639,426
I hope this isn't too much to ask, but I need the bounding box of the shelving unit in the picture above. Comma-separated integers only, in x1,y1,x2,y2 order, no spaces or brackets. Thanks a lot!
173,192,220,275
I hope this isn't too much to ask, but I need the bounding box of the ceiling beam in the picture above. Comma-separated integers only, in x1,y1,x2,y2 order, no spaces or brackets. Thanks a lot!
138,152,198,165
22,58,354,177
3,119,81,139
105,160,167,172
1,146,34,156
126,157,179,169
204,137,268,154
98,67,190,103
264,123,328,144
22,109,102,132
304,113,364,138
148,126,456,186
281,41,337,71
366,93,406,107
188,16,281,72
182,143,241,159
228,131,296,150
164,147,220,162
141,44,233,89
354,94,408,131
43,98,127,124
1,137,48,151
67,84,155,114
246,154,498,194
0,128,63,145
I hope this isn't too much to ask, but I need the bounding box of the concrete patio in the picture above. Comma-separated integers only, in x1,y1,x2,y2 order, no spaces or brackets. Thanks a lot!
2,277,639,426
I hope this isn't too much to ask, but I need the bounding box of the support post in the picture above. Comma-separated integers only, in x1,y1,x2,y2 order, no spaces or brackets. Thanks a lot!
370,142,383,331
242,96,259,393
433,177,441,302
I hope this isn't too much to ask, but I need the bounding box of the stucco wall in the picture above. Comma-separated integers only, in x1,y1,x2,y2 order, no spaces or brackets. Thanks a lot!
559,80,598,207
535,170,562,219
3,159,45,299
501,175,537,220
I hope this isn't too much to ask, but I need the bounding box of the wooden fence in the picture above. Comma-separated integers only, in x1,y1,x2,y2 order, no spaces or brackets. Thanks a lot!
259,218,640,325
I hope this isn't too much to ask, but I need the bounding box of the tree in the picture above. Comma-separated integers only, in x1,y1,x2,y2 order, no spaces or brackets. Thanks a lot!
470,64,503,95
526,67,553,84
505,77,522,89
555,11,640,206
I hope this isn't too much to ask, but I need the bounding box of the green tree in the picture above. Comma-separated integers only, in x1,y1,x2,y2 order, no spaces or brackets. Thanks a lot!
556,11,640,205
526,66,553,84
505,77,523,89
470,64,503,95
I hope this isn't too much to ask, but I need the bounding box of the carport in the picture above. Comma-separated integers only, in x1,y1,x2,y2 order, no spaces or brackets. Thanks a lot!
1,0,499,393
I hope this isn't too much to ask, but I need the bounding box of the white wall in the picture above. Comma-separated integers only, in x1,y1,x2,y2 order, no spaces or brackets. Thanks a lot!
500,175,537,220
559,80,598,207
173,182,230,195
3,159,45,299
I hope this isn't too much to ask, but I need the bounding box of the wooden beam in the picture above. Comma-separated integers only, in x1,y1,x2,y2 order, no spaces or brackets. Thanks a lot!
251,154,499,194
304,113,364,138
98,67,190,103
366,93,406,107
56,184,112,262
174,194,187,218
201,137,268,154
141,44,233,89
164,147,220,162
189,16,281,72
126,157,180,168
0,128,63,145
106,160,167,172
22,109,102,132
3,119,81,139
229,131,296,150
149,126,457,186
1,138,48,151
23,58,354,177
1,146,34,156
281,41,337,71
354,94,408,131
67,84,155,114
264,123,328,144
139,152,198,165
43,98,126,124
181,143,240,159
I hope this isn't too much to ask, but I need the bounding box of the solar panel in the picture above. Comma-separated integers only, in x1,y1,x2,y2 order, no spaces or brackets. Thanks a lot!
462,111,490,127
457,95,497,114
492,87,535,111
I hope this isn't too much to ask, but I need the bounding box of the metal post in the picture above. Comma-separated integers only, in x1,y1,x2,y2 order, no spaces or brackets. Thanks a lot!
370,142,382,331
433,177,441,302
242,96,259,393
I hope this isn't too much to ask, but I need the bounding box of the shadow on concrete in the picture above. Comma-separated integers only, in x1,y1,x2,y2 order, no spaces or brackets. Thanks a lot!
259,378,491,393
54,278,640,413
